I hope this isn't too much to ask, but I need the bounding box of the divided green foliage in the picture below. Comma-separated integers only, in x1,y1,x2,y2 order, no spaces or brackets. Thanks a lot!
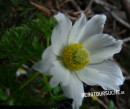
0,24,44,74
0,14,56,105
0,0,41,32
29,14,56,38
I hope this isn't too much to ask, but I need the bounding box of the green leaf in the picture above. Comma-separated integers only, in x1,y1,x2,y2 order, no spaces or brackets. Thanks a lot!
20,72,40,89
109,100,115,109
53,85,61,95
0,13,56,105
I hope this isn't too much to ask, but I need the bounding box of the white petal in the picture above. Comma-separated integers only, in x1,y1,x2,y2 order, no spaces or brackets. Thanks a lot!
49,60,70,88
76,14,106,44
32,46,57,75
76,60,125,91
68,13,86,45
61,72,84,109
51,12,72,56
49,76,59,88
82,34,123,63
16,68,27,77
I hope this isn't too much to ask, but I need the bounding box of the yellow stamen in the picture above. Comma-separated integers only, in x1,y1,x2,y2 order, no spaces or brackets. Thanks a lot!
63,43,90,71
19,68,24,71
92,96,98,101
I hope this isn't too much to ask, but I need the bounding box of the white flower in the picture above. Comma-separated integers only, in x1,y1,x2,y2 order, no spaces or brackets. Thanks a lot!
33,13,125,109
16,67,27,77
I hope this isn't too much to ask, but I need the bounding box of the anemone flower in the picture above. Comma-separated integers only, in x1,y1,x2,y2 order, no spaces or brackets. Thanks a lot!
33,12,124,109
16,67,27,77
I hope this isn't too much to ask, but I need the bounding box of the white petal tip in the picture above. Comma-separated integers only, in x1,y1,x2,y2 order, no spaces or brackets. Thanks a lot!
32,64,38,71
54,12,61,19
54,12,65,20
94,14,107,24
118,40,123,45
81,13,85,17
121,77,125,85
100,15,107,21
49,77,59,88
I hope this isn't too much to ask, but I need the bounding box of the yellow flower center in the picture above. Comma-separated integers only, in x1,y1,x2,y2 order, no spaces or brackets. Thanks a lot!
19,68,24,71
63,43,90,71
